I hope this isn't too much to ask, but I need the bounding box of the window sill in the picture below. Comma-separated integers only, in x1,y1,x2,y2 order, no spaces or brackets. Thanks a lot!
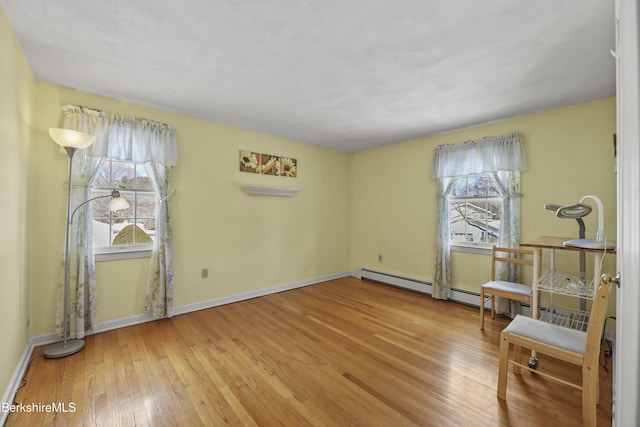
450,243,493,255
95,247,152,262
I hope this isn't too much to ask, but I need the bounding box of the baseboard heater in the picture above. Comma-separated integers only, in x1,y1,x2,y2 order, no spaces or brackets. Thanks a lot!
359,268,481,307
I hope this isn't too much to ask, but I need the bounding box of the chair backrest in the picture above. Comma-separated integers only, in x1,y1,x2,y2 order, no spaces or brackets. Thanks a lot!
583,274,613,363
491,246,541,282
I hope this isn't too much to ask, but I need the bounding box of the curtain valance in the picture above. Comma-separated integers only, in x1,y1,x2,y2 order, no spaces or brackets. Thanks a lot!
431,133,526,178
61,105,178,166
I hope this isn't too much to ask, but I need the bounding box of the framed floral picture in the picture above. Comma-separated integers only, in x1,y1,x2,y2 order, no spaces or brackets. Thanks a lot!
239,150,259,173
239,149,297,178
260,154,280,176
280,157,297,177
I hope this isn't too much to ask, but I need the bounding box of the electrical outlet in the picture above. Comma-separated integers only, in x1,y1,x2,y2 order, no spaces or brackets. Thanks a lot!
378,254,383,262
201,268,209,279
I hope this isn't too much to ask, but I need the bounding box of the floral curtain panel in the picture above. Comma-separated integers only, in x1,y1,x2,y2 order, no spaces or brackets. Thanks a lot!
145,163,174,318
433,177,456,299
431,133,527,301
492,169,523,315
59,105,178,336
54,152,103,339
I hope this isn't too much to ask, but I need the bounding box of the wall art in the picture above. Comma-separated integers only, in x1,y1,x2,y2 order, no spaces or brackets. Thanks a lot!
239,149,297,178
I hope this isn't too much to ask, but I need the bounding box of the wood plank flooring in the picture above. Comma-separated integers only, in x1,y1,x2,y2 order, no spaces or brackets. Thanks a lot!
6,277,612,426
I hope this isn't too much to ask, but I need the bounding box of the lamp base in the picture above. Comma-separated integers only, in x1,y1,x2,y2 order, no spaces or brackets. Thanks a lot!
563,239,616,250
44,339,85,358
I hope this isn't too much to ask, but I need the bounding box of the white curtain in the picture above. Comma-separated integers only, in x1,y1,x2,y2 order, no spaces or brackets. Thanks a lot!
59,105,178,333
431,133,527,178
62,106,178,165
431,133,527,301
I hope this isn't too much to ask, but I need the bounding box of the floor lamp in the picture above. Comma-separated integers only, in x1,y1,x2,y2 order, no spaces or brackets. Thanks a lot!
44,128,130,359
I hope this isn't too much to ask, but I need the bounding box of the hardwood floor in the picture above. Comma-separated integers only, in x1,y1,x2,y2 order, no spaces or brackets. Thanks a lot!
6,277,612,426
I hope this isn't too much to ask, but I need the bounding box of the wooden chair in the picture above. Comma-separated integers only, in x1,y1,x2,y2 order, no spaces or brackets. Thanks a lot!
497,274,613,427
480,246,541,330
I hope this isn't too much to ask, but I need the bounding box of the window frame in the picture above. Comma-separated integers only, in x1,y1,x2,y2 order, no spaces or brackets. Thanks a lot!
91,159,158,261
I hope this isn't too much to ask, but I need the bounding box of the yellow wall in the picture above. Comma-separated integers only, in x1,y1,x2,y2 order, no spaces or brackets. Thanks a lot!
29,83,351,335
0,4,34,402
350,97,617,313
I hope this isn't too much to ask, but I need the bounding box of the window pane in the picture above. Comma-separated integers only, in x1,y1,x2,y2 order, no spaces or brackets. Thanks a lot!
90,190,112,218
91,159,159,250
135,220,155,244
92,218,111,247
111,218,129,245
448,173,503,247
136,164,154,190
139,218,156,236
113,228,134,246
486,199,502,243
486,178,501,196
465,199,487,222
93,161,111,187
136,193,157,217
112,162,135,189
450,201,466,224
112,191,134,219
486,199,502,220
451,177,468,198
466,175,488,197
450,201,470,242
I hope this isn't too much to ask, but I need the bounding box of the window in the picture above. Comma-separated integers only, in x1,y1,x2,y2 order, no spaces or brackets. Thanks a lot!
449,174,502,250
90,159,158,258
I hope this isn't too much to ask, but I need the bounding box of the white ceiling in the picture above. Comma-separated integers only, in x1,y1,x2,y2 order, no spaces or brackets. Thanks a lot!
2,0,615,152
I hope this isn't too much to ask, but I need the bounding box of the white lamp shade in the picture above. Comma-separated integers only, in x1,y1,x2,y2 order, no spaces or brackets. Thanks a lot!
48,128,95,149
109,197,130,212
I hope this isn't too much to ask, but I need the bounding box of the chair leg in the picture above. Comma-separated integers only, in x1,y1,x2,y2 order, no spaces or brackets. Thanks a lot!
497,332,510,399
512,345,522,375
582,364,599,427
490,294,496,319
480,287,485,330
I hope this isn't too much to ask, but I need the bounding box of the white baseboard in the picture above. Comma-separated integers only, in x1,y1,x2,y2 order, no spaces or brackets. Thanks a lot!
1,340,37,426
173,272,349,316
1,271,350,424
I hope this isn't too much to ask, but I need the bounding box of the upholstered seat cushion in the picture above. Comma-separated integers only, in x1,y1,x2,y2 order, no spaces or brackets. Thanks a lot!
503,314,587,354
482,280,532,296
